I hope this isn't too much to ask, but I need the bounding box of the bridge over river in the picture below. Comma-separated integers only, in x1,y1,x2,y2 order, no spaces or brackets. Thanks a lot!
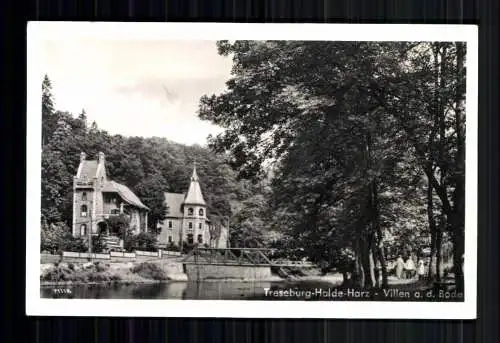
182,247,315,281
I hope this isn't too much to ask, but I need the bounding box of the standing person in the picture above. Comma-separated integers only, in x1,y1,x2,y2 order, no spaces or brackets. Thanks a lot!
375,259,382,286
405,256,416,279
417,258,425,280
395,255,405,279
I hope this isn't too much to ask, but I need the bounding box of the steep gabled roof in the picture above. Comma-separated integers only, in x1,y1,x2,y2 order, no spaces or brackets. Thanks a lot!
102,180,149,210
183,165,206,206
164,192,185,218
78,160,98,179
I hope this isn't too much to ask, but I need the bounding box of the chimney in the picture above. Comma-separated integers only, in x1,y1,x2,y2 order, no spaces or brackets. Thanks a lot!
80,152,87,162
98,152,105,164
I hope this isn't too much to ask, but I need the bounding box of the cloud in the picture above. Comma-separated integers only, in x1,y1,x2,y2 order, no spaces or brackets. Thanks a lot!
115,76,228,108
116,80,179,104
40,39,232,145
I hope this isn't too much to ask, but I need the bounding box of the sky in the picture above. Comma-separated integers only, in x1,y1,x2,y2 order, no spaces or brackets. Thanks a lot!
40,39,233,146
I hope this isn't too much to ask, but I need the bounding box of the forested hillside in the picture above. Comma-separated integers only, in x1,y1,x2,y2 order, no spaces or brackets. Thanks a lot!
40,75,268,248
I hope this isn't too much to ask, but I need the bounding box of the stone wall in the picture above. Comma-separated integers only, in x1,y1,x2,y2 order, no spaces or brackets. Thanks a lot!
184,263,273,281
58,250,181,262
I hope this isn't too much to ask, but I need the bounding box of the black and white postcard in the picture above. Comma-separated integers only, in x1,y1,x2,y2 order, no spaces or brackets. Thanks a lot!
26,22,478,319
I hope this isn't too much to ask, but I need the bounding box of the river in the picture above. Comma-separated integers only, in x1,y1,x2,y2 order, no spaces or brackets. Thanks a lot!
40,278,460,301
41,281,283,300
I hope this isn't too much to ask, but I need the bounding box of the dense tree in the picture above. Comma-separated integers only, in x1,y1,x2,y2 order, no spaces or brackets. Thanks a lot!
199,41,398,287
124,232,158,252
42,75,57,146
379,42,466,291
198,40,466,289
40,221,70,253
41,147,71,223
229,193,267,247
40,221,87,254
134,174,169,232
104,214,130,239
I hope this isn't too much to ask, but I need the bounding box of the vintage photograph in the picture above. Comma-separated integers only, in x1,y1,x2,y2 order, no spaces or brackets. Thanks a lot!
26,23,477,318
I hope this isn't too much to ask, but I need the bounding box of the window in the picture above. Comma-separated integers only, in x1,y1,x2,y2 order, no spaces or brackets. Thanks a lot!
168,221,172,228
187,234,194,244
188,222,193,229
82,192,87,201
80,224,87,236
188,208,194,216
199,209,204,216
80,205,88,217
168,236,172,243
199,223,202,230
197,234,203,243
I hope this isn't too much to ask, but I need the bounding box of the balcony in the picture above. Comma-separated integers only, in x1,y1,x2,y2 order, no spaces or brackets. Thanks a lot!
74,180,94,188
100,211,127,219
96,207,126,218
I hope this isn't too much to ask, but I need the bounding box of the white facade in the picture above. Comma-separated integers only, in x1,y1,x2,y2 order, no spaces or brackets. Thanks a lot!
157,165,228,248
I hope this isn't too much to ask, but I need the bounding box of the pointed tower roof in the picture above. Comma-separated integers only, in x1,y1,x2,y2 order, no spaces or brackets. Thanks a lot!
183,163,206,206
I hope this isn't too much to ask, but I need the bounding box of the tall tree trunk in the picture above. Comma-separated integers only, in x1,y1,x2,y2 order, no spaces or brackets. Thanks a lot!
368,247,377,288
428,230,437,280
427,178,437,280
352,139,371,290
352,227,376,290
361,238,375,289
353,237,366,288
426,45,440,281
356,231,377,289
436,215,444,282
372,181,388,287
435,44,448,285
452,41,466,293
435,165,446,284
452,226,464,292
341,271,350,287
363,132,384,288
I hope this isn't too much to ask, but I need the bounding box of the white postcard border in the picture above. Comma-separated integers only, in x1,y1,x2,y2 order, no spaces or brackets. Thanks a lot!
26,22,478,319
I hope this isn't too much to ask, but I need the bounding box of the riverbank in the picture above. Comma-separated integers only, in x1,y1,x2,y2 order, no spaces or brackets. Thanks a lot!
40,260,288,286
40,260,188,286
40,260,345,286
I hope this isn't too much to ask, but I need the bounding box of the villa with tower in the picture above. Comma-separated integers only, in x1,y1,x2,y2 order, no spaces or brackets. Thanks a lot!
72,152,149,240
72,151,228,250
157,164,228,249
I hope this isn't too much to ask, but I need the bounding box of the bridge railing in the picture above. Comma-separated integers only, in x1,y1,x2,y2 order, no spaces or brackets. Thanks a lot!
182,246,314,267
270,259,314,267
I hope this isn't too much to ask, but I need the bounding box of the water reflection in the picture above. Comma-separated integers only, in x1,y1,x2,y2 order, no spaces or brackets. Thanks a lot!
40,279,462,302
41,281,274,300
182,281,272,299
